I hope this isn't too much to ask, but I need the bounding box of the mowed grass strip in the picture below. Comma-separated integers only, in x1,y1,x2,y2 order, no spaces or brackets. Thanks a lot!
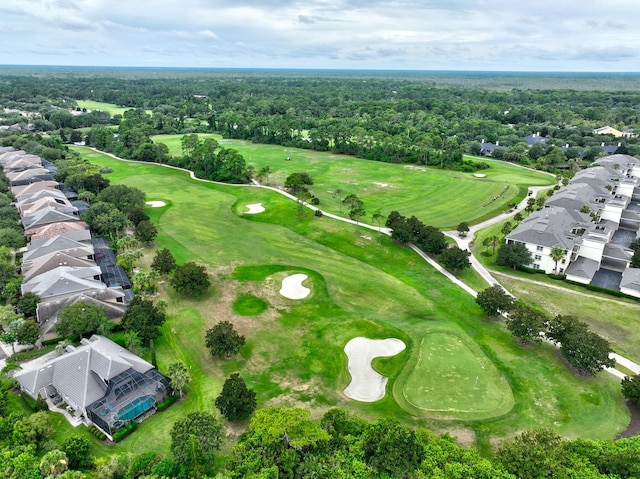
397,331,514,419
151,134,554,228
75,100,140,117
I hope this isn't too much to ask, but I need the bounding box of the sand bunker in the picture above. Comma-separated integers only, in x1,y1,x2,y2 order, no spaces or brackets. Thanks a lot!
374,182,389,188
343,337,406,402
473,173,486,178
145,201,166,207
279,273,310,299
245,203,265,214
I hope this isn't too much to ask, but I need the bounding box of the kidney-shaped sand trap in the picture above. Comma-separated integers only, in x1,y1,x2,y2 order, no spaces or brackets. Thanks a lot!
279,273,310,299
245,203,265,214
146,200,166,207
344,337,406,402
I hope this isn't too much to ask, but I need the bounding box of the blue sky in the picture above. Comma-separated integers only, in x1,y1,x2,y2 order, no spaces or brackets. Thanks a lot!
1,0,639,71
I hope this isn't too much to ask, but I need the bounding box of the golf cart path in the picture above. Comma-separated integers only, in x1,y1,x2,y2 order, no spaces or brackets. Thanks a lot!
85,148,640,377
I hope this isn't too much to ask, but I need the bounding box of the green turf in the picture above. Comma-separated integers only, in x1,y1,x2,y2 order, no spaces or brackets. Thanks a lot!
151,134,555,229
397,331,514,419
70,146,628,456
75,100,142,117
232,293,269,316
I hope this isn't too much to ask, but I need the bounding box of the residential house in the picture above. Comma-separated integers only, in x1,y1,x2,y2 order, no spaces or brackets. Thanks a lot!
25,220,90,242
524,132,548,146
21,206,79,230
14,335,169,436
594,126,623,137
6,167,54,187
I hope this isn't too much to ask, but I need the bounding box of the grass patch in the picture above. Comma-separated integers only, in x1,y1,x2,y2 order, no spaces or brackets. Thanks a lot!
75,100,150,117
232,293,269,316
151,135,554,229
396,331,513,420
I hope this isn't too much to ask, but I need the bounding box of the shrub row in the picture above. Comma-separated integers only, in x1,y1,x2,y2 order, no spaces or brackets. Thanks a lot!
517,265,546,275
88,425,107,440
156,395,178,412
566,280,638,300
113,421,138,442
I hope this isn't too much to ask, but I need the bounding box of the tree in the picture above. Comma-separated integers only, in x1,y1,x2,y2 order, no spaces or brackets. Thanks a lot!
171,262,211,296
342,194,365,223
514,212,524,222
205,321,245,359
475,284,514,317
547,315,615,375
215,373,257,421
386,211,412,243
507,303,547,344
82,202,129,237
439,246,470,272
457,221,470,237
496,242,532,269
98,184,146,212
133,220,157,244
39,450,69,478
550,246,565,274
284,172,313,195
0,227,26,249
622,374,640,406
151,248,176,275
361,418,425,477
498,428,589,479
167,361,191,397
124,331,143,356
121,296,166,346
170,412,222,476
257,165,271,185
333,188,343,212
55,303,110,339
127,207,150,226
17,292,40,318
372,213,383,232
16,320,40,346
501,221,513,236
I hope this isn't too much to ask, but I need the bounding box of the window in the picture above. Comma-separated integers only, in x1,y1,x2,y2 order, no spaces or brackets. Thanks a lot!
536,245,544,252
560,268,564,273
534,255,542,260
561,259,566,264
533,264,540,270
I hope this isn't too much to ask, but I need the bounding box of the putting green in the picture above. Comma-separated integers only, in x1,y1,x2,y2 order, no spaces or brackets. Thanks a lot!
398,331,514,419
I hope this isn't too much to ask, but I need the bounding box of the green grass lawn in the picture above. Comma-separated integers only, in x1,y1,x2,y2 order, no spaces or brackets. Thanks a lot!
75,100,151,117
396,330,514,419
151,134,554,229
69,146,628,458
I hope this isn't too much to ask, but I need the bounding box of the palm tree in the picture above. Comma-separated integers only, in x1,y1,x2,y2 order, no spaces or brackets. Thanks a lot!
550,246,565,274
489,235,500,257
372,213,383,232
167,362,191,397
501,221,513,236
333,188,343,212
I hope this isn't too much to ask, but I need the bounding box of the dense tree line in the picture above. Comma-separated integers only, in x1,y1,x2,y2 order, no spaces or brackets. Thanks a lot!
4,72,640,173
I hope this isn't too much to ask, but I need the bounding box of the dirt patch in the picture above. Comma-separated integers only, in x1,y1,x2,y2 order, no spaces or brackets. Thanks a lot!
437,426,477,447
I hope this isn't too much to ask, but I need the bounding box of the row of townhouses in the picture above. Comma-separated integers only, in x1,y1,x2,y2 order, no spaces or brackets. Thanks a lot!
0,146,133,337
506,154,640,298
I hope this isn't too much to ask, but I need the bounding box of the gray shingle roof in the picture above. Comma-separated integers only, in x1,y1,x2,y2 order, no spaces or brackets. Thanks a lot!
25,233,92,259
21,266,106,300
15,335,153,413
37,289,126,327
565,256,599,280
21,207,80,230
507,206,591,250
22,251,99,281
621,268,640,292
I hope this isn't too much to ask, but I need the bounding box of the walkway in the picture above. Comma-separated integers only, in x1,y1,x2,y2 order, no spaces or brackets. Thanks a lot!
86,148,640,377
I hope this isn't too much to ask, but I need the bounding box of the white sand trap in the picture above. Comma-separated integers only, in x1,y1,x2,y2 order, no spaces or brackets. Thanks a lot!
279,273,310,299
245,203,265,214
473,173,486,178
374,182,389,187
343,337,406,402
145,201,166,207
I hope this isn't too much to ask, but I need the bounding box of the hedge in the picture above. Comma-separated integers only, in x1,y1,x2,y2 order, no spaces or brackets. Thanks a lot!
113,421,138,442
156,395,178,412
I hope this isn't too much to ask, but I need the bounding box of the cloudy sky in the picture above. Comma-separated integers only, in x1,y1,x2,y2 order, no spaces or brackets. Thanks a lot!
1,0,640,71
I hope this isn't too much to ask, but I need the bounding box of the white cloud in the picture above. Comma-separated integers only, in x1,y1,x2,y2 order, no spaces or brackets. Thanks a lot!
0,0,639,70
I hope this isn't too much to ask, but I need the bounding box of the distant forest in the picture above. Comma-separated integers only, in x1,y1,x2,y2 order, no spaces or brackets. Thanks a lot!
1,68,640,172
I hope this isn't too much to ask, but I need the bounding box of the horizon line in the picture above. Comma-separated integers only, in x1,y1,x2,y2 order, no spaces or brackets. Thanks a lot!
0,64,639,75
